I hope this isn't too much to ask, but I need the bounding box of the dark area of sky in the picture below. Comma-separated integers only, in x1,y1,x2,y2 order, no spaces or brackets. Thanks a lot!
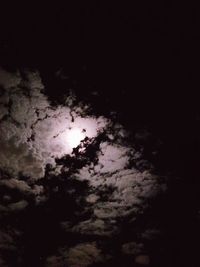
0,2,199,173
0,3,200,266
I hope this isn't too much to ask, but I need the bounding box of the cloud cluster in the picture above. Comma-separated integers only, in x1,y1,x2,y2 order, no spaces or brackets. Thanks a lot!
0,67,166,266
61,143,166,237
46,242,110,267
0,68,108,179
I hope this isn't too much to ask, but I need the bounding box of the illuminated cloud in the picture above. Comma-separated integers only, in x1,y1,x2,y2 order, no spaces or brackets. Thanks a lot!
0,68,108,179
46,242,109,267
0,67,167,266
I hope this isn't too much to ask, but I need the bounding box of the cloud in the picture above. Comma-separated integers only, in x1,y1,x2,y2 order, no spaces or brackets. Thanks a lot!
0,138,44,179
66,242,104,267
0,176,44,217
75,155,164,208
0,178,34,194
0,67,167,266
0,228,21,266
94,142,130,173
0,231,16,251
70,218,119,236
67,139,166,236
135,254,150,265
121,242,144,255
0,67,21,89
46,242,110,267
7,200,28,211
0,68,108,179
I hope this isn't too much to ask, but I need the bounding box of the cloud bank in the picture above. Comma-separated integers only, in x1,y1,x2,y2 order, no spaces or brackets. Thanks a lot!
0,67,166,266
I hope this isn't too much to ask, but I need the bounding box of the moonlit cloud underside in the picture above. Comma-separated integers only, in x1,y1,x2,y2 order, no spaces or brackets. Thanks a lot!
0,68,166,266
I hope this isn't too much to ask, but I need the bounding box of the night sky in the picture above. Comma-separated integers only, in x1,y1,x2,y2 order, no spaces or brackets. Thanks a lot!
0,3,200,267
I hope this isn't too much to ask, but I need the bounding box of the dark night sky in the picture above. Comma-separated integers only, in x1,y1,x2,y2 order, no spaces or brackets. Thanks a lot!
0,3,200,267
1,2,198,174
0,3,199,118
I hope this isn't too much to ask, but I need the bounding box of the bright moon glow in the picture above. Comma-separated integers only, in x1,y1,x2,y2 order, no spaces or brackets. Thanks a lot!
66,128,85,148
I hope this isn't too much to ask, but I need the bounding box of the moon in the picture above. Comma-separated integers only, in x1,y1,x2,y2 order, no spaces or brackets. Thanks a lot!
66,128,86,149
